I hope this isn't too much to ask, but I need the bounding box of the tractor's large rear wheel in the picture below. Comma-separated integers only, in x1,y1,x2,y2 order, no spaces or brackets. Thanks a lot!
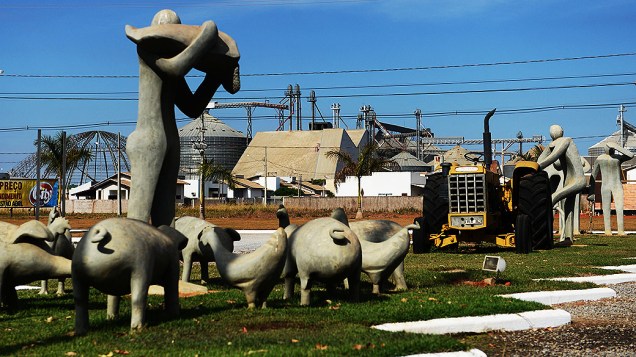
518,171,554,251
515,214,532,254
416,173,449,253
412,216,432,253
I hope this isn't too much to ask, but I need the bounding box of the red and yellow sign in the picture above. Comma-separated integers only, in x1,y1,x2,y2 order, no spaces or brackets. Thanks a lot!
0,179,58,208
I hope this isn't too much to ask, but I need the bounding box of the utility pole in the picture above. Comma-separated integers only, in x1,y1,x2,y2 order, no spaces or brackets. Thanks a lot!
298,174,302,197
263,147,268,206
414,109,422,161
61,131,66,216
35,129,41,220
117,132,122,216
193,114,208,219
618,104,627,147
308,90,316,129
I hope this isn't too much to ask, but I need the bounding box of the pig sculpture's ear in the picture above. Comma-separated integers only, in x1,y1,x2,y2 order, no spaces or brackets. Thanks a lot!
225,228,241,242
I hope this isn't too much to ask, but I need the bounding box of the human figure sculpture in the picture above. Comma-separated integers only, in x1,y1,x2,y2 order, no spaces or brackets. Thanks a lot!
588,141,634,235
537,125,586,243
125,9,240,226
545,157,591,236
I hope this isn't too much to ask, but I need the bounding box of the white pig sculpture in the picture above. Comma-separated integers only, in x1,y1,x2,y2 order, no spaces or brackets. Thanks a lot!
283,216,362,306
174,216,240,283
72,218,187,335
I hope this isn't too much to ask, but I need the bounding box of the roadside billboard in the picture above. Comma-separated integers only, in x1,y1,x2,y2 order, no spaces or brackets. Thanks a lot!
0,179,58,208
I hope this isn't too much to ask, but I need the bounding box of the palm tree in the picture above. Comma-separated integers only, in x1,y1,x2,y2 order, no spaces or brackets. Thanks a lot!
201,160,238,198
199,159,238,205
326,142,395,218
36,131,93,209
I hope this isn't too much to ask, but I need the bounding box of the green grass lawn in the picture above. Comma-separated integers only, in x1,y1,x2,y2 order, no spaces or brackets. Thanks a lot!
2,234,635,356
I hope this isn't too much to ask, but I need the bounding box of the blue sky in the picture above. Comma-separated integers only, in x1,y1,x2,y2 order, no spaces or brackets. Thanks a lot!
1,0,635,172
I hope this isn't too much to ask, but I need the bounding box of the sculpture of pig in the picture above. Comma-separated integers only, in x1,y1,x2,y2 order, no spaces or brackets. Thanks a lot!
330,208,410,292
0,216,70,249
203,226,287,308
0,241,71,308
349,220,410,291
72,218,187,335
283,217,362,306
359,222,419,294
41,208,75,295
174,216,240,283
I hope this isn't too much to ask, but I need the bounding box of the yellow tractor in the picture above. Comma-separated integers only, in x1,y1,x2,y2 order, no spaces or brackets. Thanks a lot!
413,109,553,254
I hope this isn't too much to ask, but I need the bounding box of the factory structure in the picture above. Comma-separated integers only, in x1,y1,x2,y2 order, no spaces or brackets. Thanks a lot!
19,90,635,204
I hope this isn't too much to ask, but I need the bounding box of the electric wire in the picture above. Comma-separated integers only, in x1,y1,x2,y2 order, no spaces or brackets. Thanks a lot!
2,52,634,79
1,81,633,102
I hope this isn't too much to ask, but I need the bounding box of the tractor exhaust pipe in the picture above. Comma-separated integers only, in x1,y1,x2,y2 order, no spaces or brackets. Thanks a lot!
483,108,497,170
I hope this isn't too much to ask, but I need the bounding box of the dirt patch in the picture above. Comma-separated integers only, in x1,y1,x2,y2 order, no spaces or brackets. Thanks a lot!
0,212,419,231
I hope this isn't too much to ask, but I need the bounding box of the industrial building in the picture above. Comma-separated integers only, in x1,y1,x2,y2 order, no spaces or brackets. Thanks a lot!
178,110,247,199
232,128,368,194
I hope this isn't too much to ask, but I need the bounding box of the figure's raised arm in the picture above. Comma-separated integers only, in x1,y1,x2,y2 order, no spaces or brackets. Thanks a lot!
175,74,222,118
538,139,568,170
607,141,635,163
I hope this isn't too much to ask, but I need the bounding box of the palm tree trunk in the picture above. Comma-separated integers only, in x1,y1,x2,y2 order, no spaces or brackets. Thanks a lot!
356,176,363,219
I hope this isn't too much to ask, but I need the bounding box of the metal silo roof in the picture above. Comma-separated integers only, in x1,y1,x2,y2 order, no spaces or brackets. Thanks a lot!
178,111,244,139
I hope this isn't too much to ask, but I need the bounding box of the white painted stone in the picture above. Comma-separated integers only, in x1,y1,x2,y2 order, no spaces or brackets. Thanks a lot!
404,348,487,357
372,309,570,335
600,264,636,273
499,287,616,305
537,273,636,285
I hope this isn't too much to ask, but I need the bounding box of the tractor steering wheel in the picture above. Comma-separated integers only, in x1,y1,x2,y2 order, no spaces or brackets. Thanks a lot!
464,152,483,164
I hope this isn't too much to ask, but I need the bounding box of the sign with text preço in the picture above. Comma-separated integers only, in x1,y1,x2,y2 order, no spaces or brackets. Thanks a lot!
0,179,58,208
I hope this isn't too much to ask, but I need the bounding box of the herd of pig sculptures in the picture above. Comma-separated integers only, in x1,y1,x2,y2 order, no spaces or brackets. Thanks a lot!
0,10,420,336
0,205,418,335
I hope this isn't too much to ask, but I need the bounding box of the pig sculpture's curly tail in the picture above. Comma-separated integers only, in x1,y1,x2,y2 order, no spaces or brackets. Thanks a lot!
329,228,350,244
89,225,110,243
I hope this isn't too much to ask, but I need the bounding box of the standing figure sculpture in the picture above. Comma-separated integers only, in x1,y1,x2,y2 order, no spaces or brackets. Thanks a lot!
537,124,586,243
589,141,634,235
125,9,240,226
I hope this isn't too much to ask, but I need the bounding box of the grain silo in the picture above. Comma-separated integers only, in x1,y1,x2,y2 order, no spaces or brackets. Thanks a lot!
178,110,246,180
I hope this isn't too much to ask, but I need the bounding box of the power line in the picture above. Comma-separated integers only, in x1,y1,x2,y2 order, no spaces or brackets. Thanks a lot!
2,71,635,95
2,52,635,79
0,102,633,133
1,81,633,102
0,0,376,9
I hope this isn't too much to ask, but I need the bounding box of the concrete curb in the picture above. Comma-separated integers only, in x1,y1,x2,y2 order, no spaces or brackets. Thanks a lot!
499,287,616,305
372,309,571,335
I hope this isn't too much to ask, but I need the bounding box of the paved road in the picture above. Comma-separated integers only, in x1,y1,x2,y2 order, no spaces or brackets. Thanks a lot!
234,230,275,253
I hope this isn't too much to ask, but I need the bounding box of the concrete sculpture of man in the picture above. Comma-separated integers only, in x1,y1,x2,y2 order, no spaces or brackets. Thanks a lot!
588,141,634,235
537,124,586,244
125,9,240,226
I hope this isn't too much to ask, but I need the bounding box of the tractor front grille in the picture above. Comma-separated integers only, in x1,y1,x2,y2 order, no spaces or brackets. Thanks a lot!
448,174,486,213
